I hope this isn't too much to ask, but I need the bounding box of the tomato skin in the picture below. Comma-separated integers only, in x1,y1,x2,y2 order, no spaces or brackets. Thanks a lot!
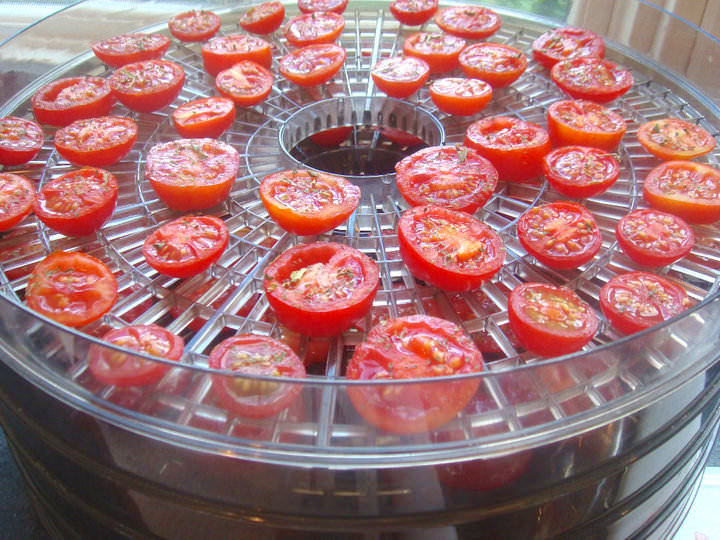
168,10,221,42
284,12,345,47
215,61,274,107
25,251,118,327
109,59,185,113
346,314,484,434
0,116,44,166
239,1,286,34
547,99,627,151
143,215,229,278
0,173,35,231
201,34,273,77
508,282,598,357
402,32,466,74
517,201,602,269
464,116,551,183
642,160,720,224
91,33,170,68
89,325,185,387
551,57,634,103
53,116,137,167
542,145,620,198
428,78,492,116
616,208,694,267
371,56,430,98
389,0,438,26
33,167,118,237
279,43,346,87
433,5,501,40
145,138,239,211
395,145,498,213
263,242,379,337
298,0,348,14
172,97,236,138
637,117,715,161
32,77,115,127
532,27,605,70
458,42,528,88
398,205,505,292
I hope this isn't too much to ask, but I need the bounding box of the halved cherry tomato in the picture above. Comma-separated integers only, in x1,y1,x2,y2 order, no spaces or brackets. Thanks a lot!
279,43,346,87
25,250,118,327
298,0,348,14
532,26,605,70
371,56,430,99
145,138,239,211
284,12,345,47
259,169,360,235
616,208,694,267
201,34,273,76
0,173,35,231
208,334,306,418
91,33,171,68
389,0,438,26
263,242,379,337
464,116,551,183
428,78,492,116
109,59,185,113
309,126,353,147
642,160,720,224
517,201,601,269
433,5,501,40
172,96,236,138
542,145,620,198
346,314,484,434
599,271,691,335
54,116,137,167
216,61,274,107
398,205,505,291
636,117,715,161
395,145,498,213
551,57,633,103
32,77,115,127
458,42,528,88
143,215,229,278
89,325,185,387
402,32,466,74
33,167,118,237
508,282,598,357
168,10,221,42
239,1,286,34
0,116,44,166
547,99,627,151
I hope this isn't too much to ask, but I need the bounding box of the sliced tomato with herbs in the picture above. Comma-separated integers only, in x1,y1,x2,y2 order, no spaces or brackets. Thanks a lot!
284,12,345,47
168,10,221,42
458,42,528,88
33,167,118,237
464,116,551,183
216,61,274,107
517,201,602,269
402,32,466,74
263,242,379,337
0,173,35,231
279,43,346,87
32,76,115,127
89,325,185,387
429,77,492,116
542,145,620,198
551,57,634,103
25,251,118,327
143,215,229,278
346,314,484,434
508,282,598,357
599,271,691,335
532,26,605,70
172,97,236,138
145,138,239,211
239,1,286,34
53,116,137,167
201,34,273,76
389,0,438,26
398,205,505,291
433,5,501,40
0,116,44,166
298,0,348,14
637,117,715,161
109,59,185,113
395,145,498,213
91,33,170,68
616,208,694,267
371,56,430,99
547,99,627,151
642,160,720,224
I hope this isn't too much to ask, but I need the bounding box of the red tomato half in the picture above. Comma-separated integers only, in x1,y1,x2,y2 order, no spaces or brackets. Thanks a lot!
89,325,185,387
542,145,620,198
402,32,466,74
0,116,44,166
172,97,236,138
398,205,505,291
429,78,492,116
201,34,273,76
346,314,484,434
616,208,694,267
309,126,353,146
145,138,239,211
458,42,528,88
465,116,551,183
642,160,720,224
263,242,379,337
298,0,348,14
54,116,137,167
279,43,346,87
33,167,118,237
599,271,691,335
389,0,438,26
239,1,286,34
216,61,274,107
284,12,345,47
371,56,430,98
517,201,602,269
547,99,627,151
636,117,715,161
395,145,498,213
433,5,501,39
143,215,229,278
168,10,221,42
508,282,598,357
259,169,360,235
91,33,170,68
532,27,605,70
551,57,633,103
0,173,35,231
32,77,115,127
109,59,185,113
208,334,306,418
25,251,118,327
